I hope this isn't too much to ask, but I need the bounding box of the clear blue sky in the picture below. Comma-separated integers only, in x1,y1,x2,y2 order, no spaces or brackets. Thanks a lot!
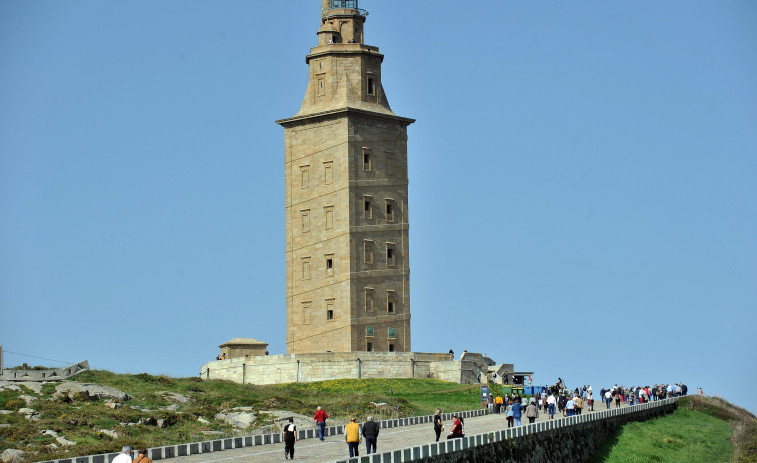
1,1,755,413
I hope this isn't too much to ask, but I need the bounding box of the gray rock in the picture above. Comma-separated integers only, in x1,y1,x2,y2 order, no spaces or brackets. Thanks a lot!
53,382,130,402
0,410,12,415
95,428,118,438
56,436,76,447
156,419,168,429
0,382,22,393
18,408,40,421
201,431,224,435
104,402,122,409
215,411,256,429
159,391,192,403
159,404,179,411
197,416,211,424
41,430,59,437
19,395,36,405
1,449,25,463
16,382,46,394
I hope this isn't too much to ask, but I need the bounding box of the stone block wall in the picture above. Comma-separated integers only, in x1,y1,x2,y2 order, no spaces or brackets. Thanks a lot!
200,352,472,385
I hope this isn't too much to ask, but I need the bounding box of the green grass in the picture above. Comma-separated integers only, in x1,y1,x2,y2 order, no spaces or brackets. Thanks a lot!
592,395,757,463
1,371,494,462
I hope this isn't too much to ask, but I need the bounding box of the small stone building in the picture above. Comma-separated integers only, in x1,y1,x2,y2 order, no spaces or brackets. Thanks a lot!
219,338,268,359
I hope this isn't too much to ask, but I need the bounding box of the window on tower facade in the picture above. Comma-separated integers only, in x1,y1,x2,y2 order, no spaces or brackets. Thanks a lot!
326,298,335,321
324,206,334,230
301,210,310,233
389,344,395,352
364,198,372,219
367,77,375,95
388,328,396,339
385,200,394,223
302,257,311,280
325,254,334,277
366,326,374,337
363,149,371,171
365,287,374,312
323,161,333,184
302,301,311,325
386,245,396,267
300,165,309,188
367,342,373,352
386,290,396,314
364,240,374,264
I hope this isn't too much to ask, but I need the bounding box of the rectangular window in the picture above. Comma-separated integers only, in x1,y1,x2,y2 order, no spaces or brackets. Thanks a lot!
301,210,310,233
302,302,311,325
365,288,374,312
364,199,372,219
323,161,333,184
326,298,335,321
300,165,309,188
389,344,395,352
324,206,334,230
366,326,374,337
386,201,394,223
364,240,374,264
301,257,311,280
387,247,395,267
367,77,375,95
388,328,396,339
317,77,325,96
388,301,395,313
325,254,334,277
363,152,371,171
367,342,373,352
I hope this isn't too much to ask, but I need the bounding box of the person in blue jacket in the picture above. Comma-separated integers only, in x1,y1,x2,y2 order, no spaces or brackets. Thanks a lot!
511,400,523,426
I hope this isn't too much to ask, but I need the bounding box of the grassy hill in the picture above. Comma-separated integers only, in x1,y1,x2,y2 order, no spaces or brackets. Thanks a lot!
0,370,492,462
591,395,757,463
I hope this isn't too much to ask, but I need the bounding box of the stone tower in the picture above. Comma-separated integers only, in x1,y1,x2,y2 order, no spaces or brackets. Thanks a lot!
276,0,414,354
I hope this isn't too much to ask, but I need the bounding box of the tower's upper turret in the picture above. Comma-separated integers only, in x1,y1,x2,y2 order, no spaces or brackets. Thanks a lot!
290,0,399,119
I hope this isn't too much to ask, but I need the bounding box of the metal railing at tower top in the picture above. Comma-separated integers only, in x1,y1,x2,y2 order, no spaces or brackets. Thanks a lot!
323,0,368,18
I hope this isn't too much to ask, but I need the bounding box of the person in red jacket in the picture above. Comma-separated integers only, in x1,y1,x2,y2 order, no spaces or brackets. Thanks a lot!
314,406,328,442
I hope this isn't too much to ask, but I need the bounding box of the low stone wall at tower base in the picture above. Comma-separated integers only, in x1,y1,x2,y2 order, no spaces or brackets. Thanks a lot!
200,352,493,385
334,398,678,463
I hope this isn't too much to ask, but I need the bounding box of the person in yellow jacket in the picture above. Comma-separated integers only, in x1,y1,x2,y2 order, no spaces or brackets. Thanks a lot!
345,417,361,458
494,394,504,413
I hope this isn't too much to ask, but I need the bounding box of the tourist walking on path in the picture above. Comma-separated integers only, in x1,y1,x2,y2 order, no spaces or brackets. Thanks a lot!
134,448,153,463
433,409,444,442
604,390,612,409
511,400,523,426
525,401,538,423
314,406,328,442
345,417,361,457
587,391,594,411
506,402,514,428
566,396,575,417
282,418,297,460
547,393,556,419
112,447,132,463
362,415,379,454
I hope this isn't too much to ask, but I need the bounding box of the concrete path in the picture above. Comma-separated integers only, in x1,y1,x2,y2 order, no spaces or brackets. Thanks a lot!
168,400,636,463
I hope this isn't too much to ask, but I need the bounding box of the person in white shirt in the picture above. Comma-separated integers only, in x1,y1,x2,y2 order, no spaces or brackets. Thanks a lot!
112,446,132,463
546,394,557,419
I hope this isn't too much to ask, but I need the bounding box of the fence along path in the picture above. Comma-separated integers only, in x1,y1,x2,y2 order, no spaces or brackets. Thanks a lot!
39,398,678,463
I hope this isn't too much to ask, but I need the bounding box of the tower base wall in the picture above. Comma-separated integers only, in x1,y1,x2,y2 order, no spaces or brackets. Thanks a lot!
199,351,495,386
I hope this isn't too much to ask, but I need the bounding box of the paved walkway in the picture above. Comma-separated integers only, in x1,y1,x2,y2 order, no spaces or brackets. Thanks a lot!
170,400,637,463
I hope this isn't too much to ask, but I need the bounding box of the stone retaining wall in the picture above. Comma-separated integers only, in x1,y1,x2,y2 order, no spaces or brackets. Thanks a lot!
333,398,678,463
200,352,494,386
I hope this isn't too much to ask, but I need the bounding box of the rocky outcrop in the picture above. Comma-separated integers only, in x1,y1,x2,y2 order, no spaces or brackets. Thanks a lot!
53,382,130,402
214,411,256,429
18,408,40,421
1,449,25,463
